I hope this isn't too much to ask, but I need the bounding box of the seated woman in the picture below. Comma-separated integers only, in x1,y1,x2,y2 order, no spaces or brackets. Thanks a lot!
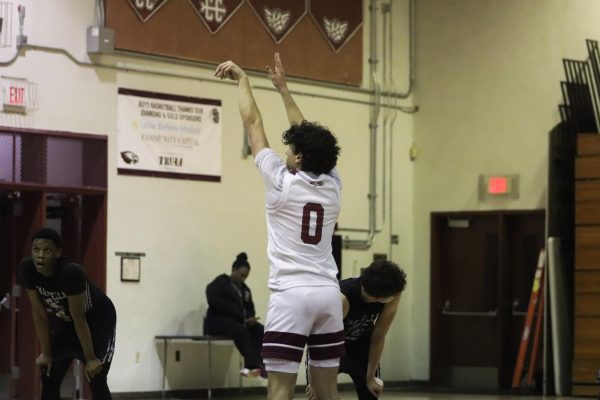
204,252,265,378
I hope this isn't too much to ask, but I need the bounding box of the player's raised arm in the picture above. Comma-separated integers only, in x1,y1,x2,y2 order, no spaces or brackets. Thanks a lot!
266,53,305,125
215,60,270,156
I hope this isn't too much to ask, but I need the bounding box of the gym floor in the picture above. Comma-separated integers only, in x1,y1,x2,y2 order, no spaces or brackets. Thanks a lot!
146,391,591,400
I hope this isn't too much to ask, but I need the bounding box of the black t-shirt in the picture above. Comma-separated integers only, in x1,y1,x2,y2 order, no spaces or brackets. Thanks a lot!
20,257,112,323
340,277,385,343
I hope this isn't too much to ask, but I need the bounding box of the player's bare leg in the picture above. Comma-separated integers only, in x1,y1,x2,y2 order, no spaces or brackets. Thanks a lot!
267,371,297,400
308,365,338,400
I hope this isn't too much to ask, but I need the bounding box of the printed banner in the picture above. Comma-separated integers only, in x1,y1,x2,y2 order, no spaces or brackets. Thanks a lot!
247,0,307,44
188,0,245,34
309,0,362,53
126,0,170,22
117,88,222,181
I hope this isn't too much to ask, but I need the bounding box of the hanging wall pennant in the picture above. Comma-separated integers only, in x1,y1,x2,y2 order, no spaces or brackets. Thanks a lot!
187,0,245,34
126,0,171,23
309,0,362,53
247,0,307,44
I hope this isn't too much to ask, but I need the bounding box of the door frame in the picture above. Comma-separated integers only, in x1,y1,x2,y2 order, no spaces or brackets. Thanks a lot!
0,186,107,399
430,209,545,389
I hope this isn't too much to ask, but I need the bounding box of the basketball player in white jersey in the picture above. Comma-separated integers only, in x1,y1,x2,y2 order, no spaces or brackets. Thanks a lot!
215,53,343,400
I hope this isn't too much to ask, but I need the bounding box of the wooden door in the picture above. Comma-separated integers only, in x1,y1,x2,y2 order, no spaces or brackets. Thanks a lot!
0,193,17,400
42,192,108,399
501,212,545,388
431,212,501,388
1,190,107,399
430,210,545,390
9,191,46,400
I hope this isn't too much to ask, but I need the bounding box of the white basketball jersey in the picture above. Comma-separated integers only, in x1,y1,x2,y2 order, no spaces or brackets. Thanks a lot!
255,148,341,290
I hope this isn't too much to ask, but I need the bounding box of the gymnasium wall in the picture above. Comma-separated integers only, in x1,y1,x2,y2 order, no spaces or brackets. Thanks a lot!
0,0,414,392
413,0,600,380
6,0,600,394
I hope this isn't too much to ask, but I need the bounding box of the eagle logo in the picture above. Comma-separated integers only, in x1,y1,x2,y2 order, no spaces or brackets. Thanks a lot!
120,151,140,165
264,6,291,35
323,17,348,43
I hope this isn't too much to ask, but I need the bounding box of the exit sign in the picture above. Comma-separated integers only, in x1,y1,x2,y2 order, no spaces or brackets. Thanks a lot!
1,76,35,114
479,174,519,200
488,176,509,194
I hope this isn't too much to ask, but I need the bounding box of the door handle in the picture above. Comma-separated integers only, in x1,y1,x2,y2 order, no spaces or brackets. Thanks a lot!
442,300,497,317
512,298,537,317
0,293,9,310
512,298,527,316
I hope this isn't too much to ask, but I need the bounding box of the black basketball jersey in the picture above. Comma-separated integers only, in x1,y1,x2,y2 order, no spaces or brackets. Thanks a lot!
20,257,112,323
340,277,385,343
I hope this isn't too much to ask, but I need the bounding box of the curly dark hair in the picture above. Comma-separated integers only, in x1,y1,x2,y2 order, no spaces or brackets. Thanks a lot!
31,227,62,248
282,121,340,175
361,260,407,298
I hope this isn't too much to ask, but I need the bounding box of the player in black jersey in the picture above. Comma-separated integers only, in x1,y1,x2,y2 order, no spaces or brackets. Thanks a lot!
20,228,116,400
307,260,406,399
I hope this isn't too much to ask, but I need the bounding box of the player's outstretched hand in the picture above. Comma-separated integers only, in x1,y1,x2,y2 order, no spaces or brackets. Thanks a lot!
367,377,384,397
266,52,288,92
36,353,52,377
214,60,246,81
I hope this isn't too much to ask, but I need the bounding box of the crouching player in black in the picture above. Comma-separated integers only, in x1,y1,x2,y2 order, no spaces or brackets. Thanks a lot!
20,228,116,400
307,260,406,399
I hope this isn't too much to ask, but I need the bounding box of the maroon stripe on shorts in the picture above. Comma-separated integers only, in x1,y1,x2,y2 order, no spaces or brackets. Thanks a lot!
263,331,307,347
261,345,305,362
306,330,344,345
261,331,308,362
307,342,346,360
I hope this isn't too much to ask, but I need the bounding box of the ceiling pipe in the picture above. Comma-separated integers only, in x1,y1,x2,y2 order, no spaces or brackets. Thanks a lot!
340,0,415,250
341,0,381,250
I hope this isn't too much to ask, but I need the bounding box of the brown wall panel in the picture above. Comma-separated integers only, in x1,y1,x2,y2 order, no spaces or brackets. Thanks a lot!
106,1,363,85
576,202,600,225
177,5,246,63
107,0,179,56
577,181,600,203
574,133,600,397
243,8,309,78
576,226,600,248
576,247,600,270
573,358,600,383
573,318,600,359
572,384,600,397
576,158,600,179
575,271,600,293
575,296,600,317
578,133,600,156
305,22,363,86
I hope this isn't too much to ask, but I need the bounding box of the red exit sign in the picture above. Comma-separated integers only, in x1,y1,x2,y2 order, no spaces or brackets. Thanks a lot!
8,85,25,106
2,77,32,114
488,176,509,194
479,174,519,200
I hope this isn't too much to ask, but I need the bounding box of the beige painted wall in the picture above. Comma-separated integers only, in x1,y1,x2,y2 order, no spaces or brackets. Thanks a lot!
1,0,415,393
8,0,599,393
412,0,600,379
